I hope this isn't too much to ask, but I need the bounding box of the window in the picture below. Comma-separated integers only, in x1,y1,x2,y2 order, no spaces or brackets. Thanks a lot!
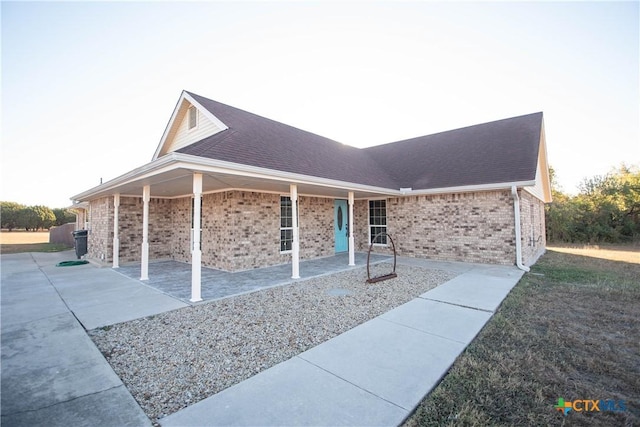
188,105,197,130
191,197,202,251
280,196,293,252
369,200,387,244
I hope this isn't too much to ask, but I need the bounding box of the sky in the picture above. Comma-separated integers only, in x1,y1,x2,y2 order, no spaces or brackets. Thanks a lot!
1,1,638,208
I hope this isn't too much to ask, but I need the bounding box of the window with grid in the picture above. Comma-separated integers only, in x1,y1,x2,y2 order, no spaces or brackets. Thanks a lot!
280,196,293,252
369,200,387,244
188,105,197,129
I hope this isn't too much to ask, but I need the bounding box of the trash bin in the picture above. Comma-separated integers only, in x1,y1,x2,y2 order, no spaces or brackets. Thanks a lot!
72,230,88,259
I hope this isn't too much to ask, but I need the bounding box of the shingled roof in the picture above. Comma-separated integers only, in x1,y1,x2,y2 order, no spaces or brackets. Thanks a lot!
364,112,543,190
178,92,398,189
178,92,543,191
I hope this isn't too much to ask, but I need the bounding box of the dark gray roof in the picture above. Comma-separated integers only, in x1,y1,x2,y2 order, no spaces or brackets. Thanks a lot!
179,91,543,191
179,92,398,189
364,112,543,190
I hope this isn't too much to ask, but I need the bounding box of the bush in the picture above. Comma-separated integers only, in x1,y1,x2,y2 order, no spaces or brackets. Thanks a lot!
546,165,640,243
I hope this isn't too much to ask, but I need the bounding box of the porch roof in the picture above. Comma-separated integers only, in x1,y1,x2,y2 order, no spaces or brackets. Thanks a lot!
70,151,400,202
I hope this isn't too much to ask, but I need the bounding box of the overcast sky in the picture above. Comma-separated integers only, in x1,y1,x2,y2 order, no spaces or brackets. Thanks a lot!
2,1,638,208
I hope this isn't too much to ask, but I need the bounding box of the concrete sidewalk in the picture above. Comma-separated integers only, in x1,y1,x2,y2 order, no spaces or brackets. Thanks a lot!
160,258,525,426
1,251,185,426
1,251,524,426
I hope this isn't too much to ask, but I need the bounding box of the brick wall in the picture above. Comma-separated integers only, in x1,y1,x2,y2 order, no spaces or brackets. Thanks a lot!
89,188,545,270
519,190,547,265
87,197,113,263
198,191,334,271
170,197,191,263
355,191,518,265
299,196,334,260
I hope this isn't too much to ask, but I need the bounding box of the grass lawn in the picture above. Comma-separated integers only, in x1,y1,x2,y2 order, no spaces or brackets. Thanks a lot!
0,230,72,254
404,248,639,426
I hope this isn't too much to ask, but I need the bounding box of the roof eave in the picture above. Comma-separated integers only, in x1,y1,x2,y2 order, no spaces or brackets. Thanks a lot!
405,180,537,196
70,153,403,202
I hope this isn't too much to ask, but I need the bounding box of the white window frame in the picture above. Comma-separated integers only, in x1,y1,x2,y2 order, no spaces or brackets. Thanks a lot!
368,199,388,246
188,105,198,130
280,196,293,253
190,196,202,252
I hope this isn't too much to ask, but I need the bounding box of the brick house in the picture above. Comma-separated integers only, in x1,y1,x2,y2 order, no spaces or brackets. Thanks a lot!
70,91,551,301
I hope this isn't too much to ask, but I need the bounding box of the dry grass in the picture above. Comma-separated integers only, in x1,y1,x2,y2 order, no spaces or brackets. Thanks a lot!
0,231,71,254
405,248,639,426
548,243,640,264
0,230,50,244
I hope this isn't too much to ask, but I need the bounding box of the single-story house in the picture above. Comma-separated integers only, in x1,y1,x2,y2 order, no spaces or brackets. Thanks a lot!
70,90,551,302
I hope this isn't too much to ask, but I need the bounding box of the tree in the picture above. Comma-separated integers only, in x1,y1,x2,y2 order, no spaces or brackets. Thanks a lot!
1,201,25,231
546,164,640,243
53,208,76,226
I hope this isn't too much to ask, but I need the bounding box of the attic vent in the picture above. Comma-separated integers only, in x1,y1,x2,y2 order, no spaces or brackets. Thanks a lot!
188,105,197,129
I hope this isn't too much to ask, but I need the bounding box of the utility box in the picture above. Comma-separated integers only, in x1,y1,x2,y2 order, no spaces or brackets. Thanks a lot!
72,230,88,259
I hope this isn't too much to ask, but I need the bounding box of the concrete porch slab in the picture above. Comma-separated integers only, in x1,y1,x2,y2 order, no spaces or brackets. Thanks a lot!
117,252,391,303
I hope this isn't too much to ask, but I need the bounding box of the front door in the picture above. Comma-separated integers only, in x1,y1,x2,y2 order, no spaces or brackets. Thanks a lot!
334,200,348,253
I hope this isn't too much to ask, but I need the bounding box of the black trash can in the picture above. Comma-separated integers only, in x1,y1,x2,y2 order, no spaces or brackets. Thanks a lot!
72,230,88,259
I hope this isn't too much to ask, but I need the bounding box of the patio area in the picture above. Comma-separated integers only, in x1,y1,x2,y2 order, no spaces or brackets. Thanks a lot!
116,252,392,303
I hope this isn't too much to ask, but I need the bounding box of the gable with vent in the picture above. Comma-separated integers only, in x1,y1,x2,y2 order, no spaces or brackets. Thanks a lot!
153,91,228,160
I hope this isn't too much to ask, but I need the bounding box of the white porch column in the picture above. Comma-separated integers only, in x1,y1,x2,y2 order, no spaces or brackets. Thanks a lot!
190,173,203,302
112,194,120,269
140,185,150,280
348,191,355,266
290,184,300,279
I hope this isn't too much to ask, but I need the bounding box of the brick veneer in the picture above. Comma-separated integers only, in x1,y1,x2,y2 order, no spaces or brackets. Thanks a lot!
87,188,546,271
519,190,547,265
355,191,523,265
87,197,113,262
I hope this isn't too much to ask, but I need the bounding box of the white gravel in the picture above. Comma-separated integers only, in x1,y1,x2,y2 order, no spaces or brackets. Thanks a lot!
89,262,456,423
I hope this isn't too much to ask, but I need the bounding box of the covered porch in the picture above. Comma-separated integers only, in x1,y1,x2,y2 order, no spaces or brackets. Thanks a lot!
116,252,392,303
71,154,399,303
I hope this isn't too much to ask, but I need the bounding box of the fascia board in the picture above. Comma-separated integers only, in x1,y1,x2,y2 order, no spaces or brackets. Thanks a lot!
70,153,401,202
152,92,188,161
182,92,229,133
70,155,179,201
406,180,536,196
537,120,553,203
72,151,542,203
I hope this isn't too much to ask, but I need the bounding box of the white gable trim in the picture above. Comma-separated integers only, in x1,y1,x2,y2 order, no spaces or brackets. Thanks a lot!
523,120,552,203
152,91,229,161
183,92,228,132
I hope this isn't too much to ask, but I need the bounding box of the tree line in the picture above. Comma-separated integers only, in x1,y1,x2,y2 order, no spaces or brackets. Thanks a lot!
546,164,640,243
0,202,76,231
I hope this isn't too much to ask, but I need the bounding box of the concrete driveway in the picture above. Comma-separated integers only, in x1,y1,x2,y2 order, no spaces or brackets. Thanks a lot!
1,250,186,426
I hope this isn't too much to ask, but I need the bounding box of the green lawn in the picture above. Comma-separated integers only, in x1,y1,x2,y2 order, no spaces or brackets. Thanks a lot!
404,249,639,426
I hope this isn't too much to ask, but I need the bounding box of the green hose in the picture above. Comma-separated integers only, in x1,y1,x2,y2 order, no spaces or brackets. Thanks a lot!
56,260,89,267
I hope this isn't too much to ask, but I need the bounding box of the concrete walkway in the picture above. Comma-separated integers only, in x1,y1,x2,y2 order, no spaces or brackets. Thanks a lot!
1,250,185,426
1,250,524,427
160,257,524,426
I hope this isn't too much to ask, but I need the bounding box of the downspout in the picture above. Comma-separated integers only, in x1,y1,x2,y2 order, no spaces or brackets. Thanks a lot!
511,186,530,272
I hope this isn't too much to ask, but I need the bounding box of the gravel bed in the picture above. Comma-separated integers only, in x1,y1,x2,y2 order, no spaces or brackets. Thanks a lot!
89,262,456,423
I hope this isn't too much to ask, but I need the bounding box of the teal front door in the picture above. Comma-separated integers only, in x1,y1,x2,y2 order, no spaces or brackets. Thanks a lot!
334,200,348,253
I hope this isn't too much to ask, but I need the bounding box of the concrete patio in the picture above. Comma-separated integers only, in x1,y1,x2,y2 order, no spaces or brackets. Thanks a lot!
116,252,392,303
